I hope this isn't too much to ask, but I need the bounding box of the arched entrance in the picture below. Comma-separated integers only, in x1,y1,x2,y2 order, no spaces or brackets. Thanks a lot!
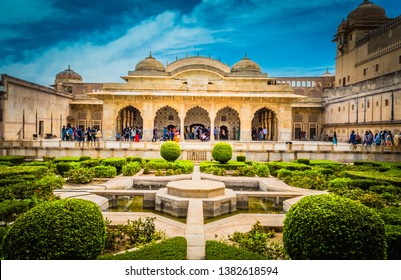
251,107,277,141
154,106,180,140
184,106,210,140
214,107,240,140
117,106,143,135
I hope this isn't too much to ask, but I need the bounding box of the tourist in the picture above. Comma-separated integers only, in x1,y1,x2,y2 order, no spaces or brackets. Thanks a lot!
332,132,337,145
394,132,400,146
349,130,357,145
152,127,157,142
385,131,393,146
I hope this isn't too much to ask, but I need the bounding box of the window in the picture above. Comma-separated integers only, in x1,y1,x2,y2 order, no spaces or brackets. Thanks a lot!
385,99,389,106
399,56,401,64
349,34,353,41
375,64,379,72
352,104,355,111
363,68,368,76
342,77,346,86
376,101,379,107
367,100,370,108
221,116,227,122
339,79,341,85
361,103,364,109
347,76,350,82
168,115,174,121
338,107,341,112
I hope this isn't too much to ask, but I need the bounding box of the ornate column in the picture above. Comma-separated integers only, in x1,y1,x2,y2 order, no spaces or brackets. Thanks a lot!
277,103,292,141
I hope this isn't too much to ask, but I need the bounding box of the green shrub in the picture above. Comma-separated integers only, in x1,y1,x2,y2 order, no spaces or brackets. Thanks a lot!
155,169,164,176
296,158,310,165
0,199,37,225
385,225,401,260
33,175,65,200
143,167,150,174
92,165,117,178
0,156,25,165
283,194,386,260
122,162,141,176
54,157,81,162
160,141,182,162
277,169,293,180
174,169,182,175
212,142,232,164
254,163,270,177
267,162,311,176
65,168,94,184
100,237,186,260
42,156,55,162
56,162,73,176
236,155,246,162
79,156,91,161
101,158,127,174
0,225,9,258
200,160,246,172
127,156,142,163
80,159,102,168
3,199,106,259
206,240,267,260
376,207,401,226
166,169,175,176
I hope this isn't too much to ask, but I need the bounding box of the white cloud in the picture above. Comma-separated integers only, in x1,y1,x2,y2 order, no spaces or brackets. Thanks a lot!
0,11,219,85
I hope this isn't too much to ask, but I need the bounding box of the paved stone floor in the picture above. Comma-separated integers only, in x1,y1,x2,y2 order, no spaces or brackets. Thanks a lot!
55,165,326,259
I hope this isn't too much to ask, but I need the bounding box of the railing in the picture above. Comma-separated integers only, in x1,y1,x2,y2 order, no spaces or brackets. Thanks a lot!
1,139,400,153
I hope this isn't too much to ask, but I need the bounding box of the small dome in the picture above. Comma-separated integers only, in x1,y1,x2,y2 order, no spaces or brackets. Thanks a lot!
55,65,82,82
321,69,334,77
135,53,165,72
231,55,261,73
347,0,388,24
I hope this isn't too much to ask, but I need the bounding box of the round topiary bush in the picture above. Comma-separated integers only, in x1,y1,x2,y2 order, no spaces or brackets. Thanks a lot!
212,142,232,164
3,199,106,260
283,194,386,260
160,141,181,162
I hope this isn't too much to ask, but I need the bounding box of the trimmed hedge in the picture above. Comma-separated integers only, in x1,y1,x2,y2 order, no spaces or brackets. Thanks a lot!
0,156,25,165
65,168,94,184
205,240,267,260
200,160,246,172
122,162,141,176
54,157,81,162
212,142,232,164
267,162,311,176
160,141,182,162
385,225,401,260
92,165,117,178
3,199,106,259
101,158,127,173
283,194,386,260
99,237,187,260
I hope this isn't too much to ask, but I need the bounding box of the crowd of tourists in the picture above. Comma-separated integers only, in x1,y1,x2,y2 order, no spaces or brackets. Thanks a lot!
348,130,400,146
61,125,102,142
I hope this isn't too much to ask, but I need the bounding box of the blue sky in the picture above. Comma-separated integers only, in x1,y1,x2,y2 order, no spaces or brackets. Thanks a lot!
1,0,400,85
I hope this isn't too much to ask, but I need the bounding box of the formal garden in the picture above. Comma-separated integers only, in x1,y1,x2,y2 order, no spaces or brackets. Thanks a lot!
0,141,400,260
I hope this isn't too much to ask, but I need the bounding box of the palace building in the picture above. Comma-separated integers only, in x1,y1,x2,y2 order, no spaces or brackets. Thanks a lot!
0,0,400,143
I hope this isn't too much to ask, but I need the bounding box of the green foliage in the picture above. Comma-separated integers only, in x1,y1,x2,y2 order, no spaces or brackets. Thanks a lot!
56,162,73,176
65,168,94,184
3,199,106,259
0,199,37,225
146,159,194,174
200,160,246,172
42,156,55,162
204,166,227,176
122,162,141,176
254,163,270,177
100,237,186,260
229,221,274,255
126,156,142,163
296,158,310,165
212,142,232,164
278,168,332,190
385,225,401,260
79,156,91,161
345,170,401,187
33,175,65,200
0,226,9,258
376,207,401,226
104,217,163,253
92,165,117,178
143,167,150,174
0,156,25,165
206,240,267,260
283,194,386,260
54,157,81,162
155,169,164,176
80,159,102,168
267,162,311,176
101,158,127,174
236,155,246,162
160,141,182,162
